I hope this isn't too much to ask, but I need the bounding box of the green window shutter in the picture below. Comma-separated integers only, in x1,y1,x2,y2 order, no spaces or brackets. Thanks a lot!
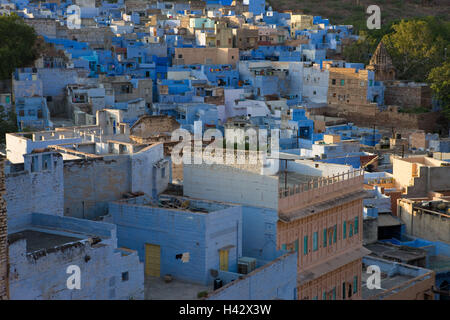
295,239,299,252
313,295,318,300
349,223,353,237
333,225,337,243
355,216,359,234
281,244,287,251
303,235,308,255
322,291,326,300
343,221,347,239
323,228,327,247
340,79,345,86
313,232,318,251
333,287,336,300
353,276,358,293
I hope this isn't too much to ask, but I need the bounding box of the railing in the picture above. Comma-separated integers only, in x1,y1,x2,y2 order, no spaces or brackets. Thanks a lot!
278,169,364,213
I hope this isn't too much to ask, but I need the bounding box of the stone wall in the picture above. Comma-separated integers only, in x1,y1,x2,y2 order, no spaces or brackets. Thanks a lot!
0,157,8,299
317,105,442,132
384,82,432,109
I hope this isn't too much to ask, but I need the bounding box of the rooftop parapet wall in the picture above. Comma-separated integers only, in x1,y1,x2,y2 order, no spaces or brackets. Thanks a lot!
278,169,364,215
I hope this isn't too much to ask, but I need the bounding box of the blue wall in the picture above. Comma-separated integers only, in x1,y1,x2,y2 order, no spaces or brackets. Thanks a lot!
110,197,242,285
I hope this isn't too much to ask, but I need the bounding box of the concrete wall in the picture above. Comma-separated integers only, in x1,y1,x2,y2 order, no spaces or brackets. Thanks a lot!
363,216,378,245
398,200,450,243
63,156,131,219
6,133,83,164
241,205,279,261
5,153,64,229
8,214,144,300
207,252,297,300
63,145,168,219
183,163,279,209
110,197,242,285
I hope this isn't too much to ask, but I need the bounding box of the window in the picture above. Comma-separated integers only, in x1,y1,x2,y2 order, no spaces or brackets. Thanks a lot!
31,155,39,172
122,272,129,282
342,282,346,300
353,276,358,294
313,296,318,300
313,232,318,251
354,216,359,234
340,79,345,86
333,225,337,243
322,291,326,300
332,287,336,300
331,79,336,85
343,221,347,239
42,154,51,171
303,235,308,255
161,167,166,178
349,222,353,237
323,228,327,247
281,244,287,251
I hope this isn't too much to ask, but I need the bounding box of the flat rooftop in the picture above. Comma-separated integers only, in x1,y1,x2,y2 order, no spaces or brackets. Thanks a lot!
361,266,415,300
365,242,427,266
122,195,233,214
8,229,86,253
278,171,317,188
144,276,212,300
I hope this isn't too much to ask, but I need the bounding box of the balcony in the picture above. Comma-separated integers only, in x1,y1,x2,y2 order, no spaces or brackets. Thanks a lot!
278,169,364,218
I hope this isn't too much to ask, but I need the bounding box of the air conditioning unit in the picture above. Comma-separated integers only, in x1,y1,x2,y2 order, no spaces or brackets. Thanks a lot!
238,257,256,275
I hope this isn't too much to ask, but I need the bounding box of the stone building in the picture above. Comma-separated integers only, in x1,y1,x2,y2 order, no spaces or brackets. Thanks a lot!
367,41,396,81
0,157,9,300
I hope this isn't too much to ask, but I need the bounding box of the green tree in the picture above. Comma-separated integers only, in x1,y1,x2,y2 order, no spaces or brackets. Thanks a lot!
427,61,450,120
0,105,18,144
382,18,447,81
0,14,38,80
343,21,397,65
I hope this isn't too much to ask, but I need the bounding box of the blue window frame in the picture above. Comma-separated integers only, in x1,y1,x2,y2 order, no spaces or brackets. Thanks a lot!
355,216,359,234
333,225,337,243
353,276,358,293
323,228,327,247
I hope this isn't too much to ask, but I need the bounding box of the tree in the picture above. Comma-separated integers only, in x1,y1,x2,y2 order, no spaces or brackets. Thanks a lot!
427,61,450,120
0,14,38,80
0,105,18,144
382,18,447,81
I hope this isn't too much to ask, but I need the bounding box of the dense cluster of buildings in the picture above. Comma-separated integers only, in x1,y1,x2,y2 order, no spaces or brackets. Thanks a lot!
0,0,449,300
